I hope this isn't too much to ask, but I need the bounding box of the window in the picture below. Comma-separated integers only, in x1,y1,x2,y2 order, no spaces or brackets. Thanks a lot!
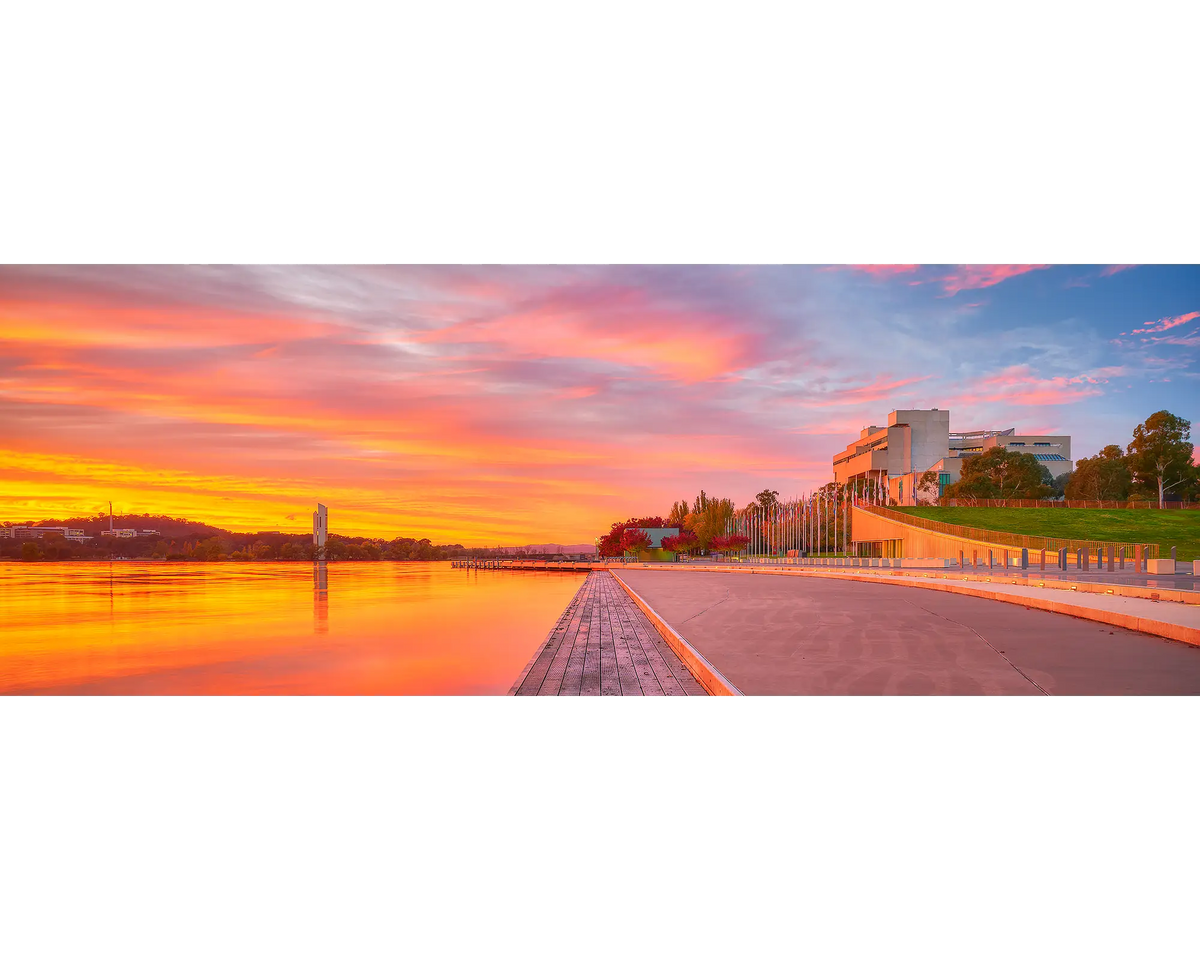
1034,442,1051,447
1008,442,1025,446
938,473,951,495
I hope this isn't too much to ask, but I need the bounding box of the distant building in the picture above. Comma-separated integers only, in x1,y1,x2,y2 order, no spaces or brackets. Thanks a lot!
832,409,1073,505
2,526,90,542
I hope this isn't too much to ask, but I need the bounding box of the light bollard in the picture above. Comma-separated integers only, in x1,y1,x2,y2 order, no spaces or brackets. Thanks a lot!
1135,544,1143,572
1097,546,1104,569
1039,548,1045,571
1021,548,1028,570
973,550,978,571
988,549,993,570
1108,548,1114,572
1120,546,1125,570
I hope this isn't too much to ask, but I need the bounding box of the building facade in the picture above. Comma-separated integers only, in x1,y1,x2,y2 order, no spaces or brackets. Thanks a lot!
832,409,1073,505
313,503,328,555
1,526,90,542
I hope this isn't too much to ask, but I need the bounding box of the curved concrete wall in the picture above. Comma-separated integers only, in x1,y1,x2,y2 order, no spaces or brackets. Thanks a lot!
852,506,1039,566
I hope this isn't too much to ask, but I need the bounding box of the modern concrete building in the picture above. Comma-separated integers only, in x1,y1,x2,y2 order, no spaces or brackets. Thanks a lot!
313,503,328,556
1,526,90,542
833,409,1073,505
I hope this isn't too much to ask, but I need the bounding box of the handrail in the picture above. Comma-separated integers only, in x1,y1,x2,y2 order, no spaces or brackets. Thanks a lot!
856,503,1160,559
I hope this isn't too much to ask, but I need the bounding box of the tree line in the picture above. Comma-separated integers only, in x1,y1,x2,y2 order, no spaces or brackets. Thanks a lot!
941,410,1195,507
1,514,469,562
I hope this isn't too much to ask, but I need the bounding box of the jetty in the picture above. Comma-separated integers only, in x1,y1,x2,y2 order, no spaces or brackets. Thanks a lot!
509,571,711,696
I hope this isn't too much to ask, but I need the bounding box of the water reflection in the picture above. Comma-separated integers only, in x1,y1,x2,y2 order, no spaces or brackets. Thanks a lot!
0,561,584,695
314,561,328,634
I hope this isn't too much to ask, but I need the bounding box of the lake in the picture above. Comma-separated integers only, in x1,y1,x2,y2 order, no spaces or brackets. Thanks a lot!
0,561,585,694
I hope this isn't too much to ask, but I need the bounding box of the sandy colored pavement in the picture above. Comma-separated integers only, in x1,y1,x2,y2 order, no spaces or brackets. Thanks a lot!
617,569,1200,695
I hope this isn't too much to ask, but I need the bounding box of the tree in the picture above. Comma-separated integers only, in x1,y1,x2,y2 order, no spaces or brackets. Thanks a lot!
913,470,940,506
1047,467,1070,499
711,534,750,553
666,500,689,528
1127,410,1195,507
661,530,698,555
618,528,652,555
942,447,1051,500
754,489,780,512
1066,444,1132,501
687,497,736,551
21,541,40,562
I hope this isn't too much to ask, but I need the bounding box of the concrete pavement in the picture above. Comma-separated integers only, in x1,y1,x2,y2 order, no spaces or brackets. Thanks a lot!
616,569,1200,695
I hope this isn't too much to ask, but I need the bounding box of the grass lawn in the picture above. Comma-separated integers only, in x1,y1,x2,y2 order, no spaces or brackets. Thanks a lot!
895,507,1200,561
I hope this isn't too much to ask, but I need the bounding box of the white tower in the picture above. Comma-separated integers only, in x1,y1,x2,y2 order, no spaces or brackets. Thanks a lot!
313,503,328,558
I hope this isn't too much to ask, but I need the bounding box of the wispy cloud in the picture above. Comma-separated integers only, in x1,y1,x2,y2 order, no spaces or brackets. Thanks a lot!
1101,264,1138,277
1129,310,1200,335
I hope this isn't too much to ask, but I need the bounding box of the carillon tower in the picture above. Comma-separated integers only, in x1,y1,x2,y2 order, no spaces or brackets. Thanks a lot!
313,503,328,559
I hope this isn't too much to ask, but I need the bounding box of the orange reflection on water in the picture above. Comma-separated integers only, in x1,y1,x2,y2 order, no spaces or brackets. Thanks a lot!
0,562,584,694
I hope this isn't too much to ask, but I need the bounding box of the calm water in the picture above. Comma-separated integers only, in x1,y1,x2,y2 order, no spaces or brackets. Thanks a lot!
0,562,585,695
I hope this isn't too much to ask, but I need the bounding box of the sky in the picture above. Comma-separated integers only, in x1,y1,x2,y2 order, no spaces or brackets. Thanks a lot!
1,264,1197,545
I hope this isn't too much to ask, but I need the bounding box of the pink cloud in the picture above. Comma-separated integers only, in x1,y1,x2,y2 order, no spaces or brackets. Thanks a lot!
946,364,1104,407
1101,264,1138,276
1129,311,1200,335
936,265,1050,295
801,374,933,408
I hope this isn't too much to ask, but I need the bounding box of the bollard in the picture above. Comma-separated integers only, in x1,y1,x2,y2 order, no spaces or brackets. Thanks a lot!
1039,548,1045,571
1135,544,1143,572
1082,549,1089,571
959,550,965,569
1172,546,1177,566
1097,546,1104,569
988,549,993,570
1108,548,1114,572
1022,547,1029,570
973,550,978,570
1120,546,1125,570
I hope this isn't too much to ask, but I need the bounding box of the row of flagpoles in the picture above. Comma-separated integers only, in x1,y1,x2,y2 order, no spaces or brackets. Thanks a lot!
724,476,892,558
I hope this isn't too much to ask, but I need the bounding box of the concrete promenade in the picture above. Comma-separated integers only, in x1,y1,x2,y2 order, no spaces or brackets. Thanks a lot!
616,569,1200,695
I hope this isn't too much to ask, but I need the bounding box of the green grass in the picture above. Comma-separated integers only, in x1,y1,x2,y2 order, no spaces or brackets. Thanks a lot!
894,507,1200,561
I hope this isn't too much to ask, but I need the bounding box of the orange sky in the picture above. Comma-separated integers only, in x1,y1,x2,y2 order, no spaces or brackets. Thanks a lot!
1,265,1191,544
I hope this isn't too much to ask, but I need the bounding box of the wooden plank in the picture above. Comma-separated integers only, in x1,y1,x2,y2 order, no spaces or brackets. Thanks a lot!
514,574,589,695
559,573,596,695
537,574,592,695
610,580,663,695
598,574,623,695
579,573,604,695
510,569,709,696
619,593,697,696
605,574,643,695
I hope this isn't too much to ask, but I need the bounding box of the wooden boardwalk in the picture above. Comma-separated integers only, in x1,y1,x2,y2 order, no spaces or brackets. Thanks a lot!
510,571,706,696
